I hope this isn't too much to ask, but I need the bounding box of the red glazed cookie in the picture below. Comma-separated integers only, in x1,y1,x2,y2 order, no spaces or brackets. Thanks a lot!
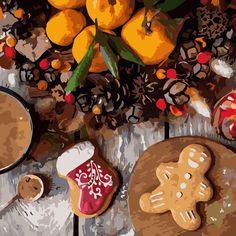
140,144,213,231
56,141,119,218
213,90,236,140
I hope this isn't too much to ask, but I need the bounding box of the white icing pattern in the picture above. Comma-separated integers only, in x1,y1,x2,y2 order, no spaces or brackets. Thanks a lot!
184,173,191,180
75,160,113,200
179,210,196,223
188,159,199,168
150,192,165,207
189,152,195,157
199,157,205,162
176,191,183,198
180,182,187,189
198,182,208,197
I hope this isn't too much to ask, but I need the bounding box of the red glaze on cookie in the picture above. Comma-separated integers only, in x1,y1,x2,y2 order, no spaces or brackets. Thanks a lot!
56,141,117,217
67,159,113,215
213,91,236,140
213,92,236,125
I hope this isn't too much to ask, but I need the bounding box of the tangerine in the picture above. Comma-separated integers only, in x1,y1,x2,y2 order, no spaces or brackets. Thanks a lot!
121,8,175,65
86,0,135,29
46,9,86,46
48,0,86,10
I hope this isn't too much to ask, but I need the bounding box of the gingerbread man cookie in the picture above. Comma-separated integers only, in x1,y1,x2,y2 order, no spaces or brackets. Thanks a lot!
56,141,119,218
140,144,213,231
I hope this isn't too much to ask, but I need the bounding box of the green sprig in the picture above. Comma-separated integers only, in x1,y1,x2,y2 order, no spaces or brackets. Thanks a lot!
65,41,94,93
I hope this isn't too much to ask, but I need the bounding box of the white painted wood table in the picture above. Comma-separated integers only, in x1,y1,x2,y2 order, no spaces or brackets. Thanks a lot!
0,68,235,236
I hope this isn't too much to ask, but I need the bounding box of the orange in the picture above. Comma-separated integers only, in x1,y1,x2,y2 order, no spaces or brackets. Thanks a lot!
38,80,48,91
46,9,86,46
72,25,115,73
48,0,86,10
121,8,175,65
86,0,135,30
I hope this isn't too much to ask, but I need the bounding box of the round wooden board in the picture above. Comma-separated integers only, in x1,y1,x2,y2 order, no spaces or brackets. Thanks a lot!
128,136,236,236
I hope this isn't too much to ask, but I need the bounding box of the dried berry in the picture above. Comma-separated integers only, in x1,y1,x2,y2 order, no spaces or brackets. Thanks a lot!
39,58,50,70
197,52,211,64
64,93,75,104
14,8,25,19
51,59,61,70
92,105,102,115
38,80,48,91
4,46,16,59
166,69,177,79
156,69,166,80
6,35,17,47
156,99,167,110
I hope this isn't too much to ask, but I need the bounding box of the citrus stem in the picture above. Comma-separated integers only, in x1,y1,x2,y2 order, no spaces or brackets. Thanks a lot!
142,8,160,34
142,15,152,34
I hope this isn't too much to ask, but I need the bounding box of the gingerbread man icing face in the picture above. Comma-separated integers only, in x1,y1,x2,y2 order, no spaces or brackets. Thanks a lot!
140,144,213,231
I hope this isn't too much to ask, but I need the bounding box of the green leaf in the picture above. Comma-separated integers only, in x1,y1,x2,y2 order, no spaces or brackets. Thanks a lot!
157,0,187,12
106,35,145,67
94,18,119,78
100,43,119,78
143,0,160,13
65,41,94,93
94,18,107,46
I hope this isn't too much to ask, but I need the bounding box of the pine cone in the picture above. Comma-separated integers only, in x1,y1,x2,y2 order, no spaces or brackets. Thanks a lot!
197,6,228,39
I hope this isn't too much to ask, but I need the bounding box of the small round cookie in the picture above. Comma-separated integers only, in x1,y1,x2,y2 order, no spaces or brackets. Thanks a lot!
17,174,44,201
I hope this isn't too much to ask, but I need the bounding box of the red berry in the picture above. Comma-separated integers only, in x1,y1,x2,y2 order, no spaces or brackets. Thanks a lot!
64,93,75,104
166,69,177,79
197,52,211,64
156,99,167,110
229,121,236,137
4,46,16,59
39,58,50,70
